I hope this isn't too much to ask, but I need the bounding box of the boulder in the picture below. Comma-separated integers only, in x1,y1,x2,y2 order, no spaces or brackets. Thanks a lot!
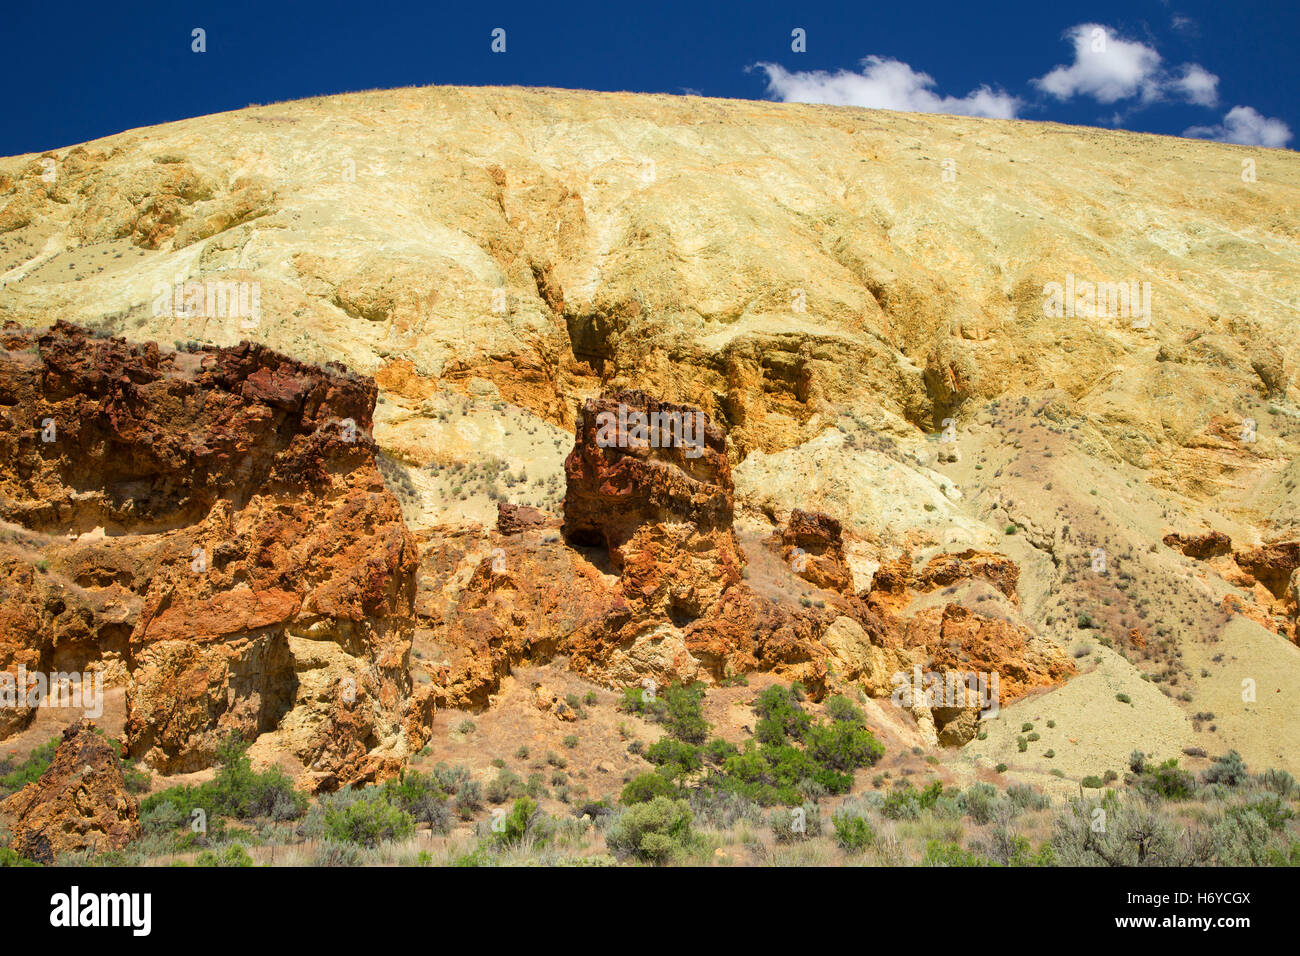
770,508,853,593
0,720,140,863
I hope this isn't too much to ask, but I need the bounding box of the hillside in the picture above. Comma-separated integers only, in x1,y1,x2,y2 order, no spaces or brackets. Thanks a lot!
0,85,1297,866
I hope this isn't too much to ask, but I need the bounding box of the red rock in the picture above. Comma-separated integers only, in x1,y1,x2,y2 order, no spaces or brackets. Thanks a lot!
563,390,742,617
769,508,853,593
1164,530,1233,559
496,501,554,535
0,719,140,863
0,323,424,785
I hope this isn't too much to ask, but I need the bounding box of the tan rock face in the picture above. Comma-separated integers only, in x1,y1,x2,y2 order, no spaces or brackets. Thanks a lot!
3,85,1298,780
0,719,140,863
1,86,1294,502
0,322,425,788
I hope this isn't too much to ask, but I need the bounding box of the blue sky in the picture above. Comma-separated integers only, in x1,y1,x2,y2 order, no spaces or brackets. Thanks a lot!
3,0,1295,155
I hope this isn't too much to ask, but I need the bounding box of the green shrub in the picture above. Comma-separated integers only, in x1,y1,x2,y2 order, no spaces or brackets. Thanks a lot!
703,738,739,766
1228,795,1293,831
1202,751,1249,788
825,695,865,724
605,797,695,864
753,685,812,745
922,840,990,866
206,737,306,820
957,783,1000,824
1006,784,1049,812
621,773,678,805
618,686,657,716
324,790,414,847
139,737,305,827
493,797,553,847
693,684,885,807
1134,758,1195,800
644,738,703,780
485,768,525,804
882,780,943,820
382,771,452,834
313,842,362,867
122,761,152,795
805,719,884,772
1258,768,1298,798
832,812,875,853
0,846,39,867
769,803,822,842
0,737,59,796
195,843,253,867
663,682,709,744
1051,796,1192,866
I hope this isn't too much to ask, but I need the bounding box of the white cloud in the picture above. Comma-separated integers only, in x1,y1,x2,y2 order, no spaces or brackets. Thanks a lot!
1033,23,1218,107
1169,64,1219,107
1184,106,1293,147
754,56,1021,120
1035,24,1163,103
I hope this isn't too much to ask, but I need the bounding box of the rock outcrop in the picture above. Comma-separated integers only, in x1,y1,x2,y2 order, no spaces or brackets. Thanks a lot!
496,502,554,536
768,509,853,593
416,391,896,702
416,390,1070,735
1231,539,1300,642
0,322,428,789
863,549,1072,744
563,390,742,620
0,720,140,863
1163,530,1233,559
1163,529,1300,642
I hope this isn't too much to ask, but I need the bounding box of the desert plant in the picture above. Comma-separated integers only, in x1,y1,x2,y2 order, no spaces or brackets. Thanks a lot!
605,797,695,865
324,790,414,847
832,811,875,853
